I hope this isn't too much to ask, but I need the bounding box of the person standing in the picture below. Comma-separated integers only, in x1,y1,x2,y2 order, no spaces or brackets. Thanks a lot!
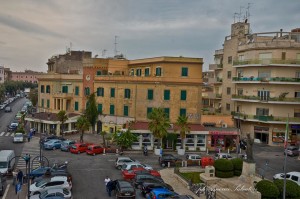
104,176,111,193
106,179,114,197
17,170,23,185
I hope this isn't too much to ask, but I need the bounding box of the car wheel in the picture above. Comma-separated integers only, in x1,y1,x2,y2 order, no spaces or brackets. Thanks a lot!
117,165,122,170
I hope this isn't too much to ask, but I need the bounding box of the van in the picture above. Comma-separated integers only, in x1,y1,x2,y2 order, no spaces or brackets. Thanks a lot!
0,150,15,175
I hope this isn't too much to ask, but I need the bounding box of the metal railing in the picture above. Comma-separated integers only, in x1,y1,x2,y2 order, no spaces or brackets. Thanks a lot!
231,94,300,102
232,76,300,83
233,59,300,66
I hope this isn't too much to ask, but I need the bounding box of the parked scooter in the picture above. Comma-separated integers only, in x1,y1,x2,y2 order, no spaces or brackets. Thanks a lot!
52,161,68,170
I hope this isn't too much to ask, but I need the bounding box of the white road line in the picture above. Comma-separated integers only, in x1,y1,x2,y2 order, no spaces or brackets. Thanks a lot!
5,133,11,136
11,133,14,137
0,132,5,136
2,183,10,199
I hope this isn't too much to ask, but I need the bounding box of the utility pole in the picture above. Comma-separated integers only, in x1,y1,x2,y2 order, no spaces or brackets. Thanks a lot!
283,114,289,199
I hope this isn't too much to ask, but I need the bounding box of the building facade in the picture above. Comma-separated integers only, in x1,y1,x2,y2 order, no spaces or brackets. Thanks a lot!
208,21,300,146
11,70,43,83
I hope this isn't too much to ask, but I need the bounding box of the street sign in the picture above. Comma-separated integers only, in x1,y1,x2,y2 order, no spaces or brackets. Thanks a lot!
16,183,21,193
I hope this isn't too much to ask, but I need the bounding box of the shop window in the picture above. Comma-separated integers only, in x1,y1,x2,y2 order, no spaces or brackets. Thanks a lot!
132,133,140,146
185,135,194,146
142,133,151,146
197,135,206,147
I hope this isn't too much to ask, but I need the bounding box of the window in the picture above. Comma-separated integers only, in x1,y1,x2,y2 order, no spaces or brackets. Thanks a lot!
294,109,300,118
47,100,50,108
147,89,153,100
237,69,243,78
181,67,188,77
145,68,150,76
180,108,186,116
295,92,300,98
136,69,142,76
156,67,162,76
62,86,68,93
296,72,300,78
227,71,232,79
41,85,45,93
226,103,230,111
282,52,286,60
85,87,90,96
110,105,115,115
75,86,79,96
256,108,269,116
228,56,232,64
96,71,102,76
239,55,245,61
46,85,50,93
130,69,134,76
123,106,129,116
180,90,187,100
97,87,104,97
124,89,131,99
237,89,243,96
110,88,115,98
75,102,79,111
227,87,231,95
147,107,152,118
258,70,271,78
259,53,272,60
164,90,170,100
98,104,102,114
258,90,270,101
41,99,44,107
164,108,170,118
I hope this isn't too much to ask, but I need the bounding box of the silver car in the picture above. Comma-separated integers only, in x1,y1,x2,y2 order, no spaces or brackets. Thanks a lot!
13,133,24,143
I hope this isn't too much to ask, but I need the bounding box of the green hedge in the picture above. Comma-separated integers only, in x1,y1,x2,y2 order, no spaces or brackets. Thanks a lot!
274,179,300,198
215,170,234,178
214,159,234,172
255,180,280,199
231,158,243,176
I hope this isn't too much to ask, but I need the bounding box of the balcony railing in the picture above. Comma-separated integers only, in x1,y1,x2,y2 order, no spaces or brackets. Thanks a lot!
231,112,300,123
233,59,300,66
52,92,74,98
232,94,300,103
232,76,300,83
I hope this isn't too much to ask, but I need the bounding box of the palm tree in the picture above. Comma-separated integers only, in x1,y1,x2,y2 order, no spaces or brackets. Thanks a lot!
148,107,170,149
100,131,107,147
176,115,190,149
57,110,68,138
75,115,90,143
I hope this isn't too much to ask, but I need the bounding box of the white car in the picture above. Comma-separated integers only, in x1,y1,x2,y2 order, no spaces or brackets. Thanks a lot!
186,154,201,161
115,157,139,169
273,171,300,186
30,176,72,196
13,133,24,143
121,162,153,171
30,188,72,199
214,153,233,160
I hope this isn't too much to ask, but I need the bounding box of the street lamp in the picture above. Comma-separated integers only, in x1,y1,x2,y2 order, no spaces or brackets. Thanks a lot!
23,154,30,199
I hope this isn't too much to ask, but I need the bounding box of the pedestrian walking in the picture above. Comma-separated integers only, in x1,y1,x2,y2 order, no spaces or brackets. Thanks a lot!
104,176,111,193
27,132,31,142
17,170,23,185
106,180,114,197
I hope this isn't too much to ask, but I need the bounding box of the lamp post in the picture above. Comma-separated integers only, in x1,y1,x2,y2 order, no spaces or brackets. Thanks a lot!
23,154,30,199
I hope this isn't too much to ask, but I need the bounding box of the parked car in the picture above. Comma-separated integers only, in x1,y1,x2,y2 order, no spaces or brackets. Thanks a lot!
141,179,173,197
44,139,63,150
158,154,182,167
214,153,233,160
29,167,67,179
30,187,72,199
41,135,65,145
146,187,178,199
0,104,6,110
273,171,300,186
122,168,161,180
284,146,299,156
166,195,194,199
121,162,153,171
186,154,201,166
60,140,75,152
70,143,92,154
4,106,12,112
32,171,72,184
115,157,139,170
114,179,135,199
86,144,105,155
132,173,164,188
29,176,72,196
7,123,18,132
13,133,24,143
0,174,7,196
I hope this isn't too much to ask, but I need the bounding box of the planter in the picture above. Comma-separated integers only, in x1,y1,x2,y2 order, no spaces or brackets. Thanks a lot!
177,148,185,155
154,148,162,155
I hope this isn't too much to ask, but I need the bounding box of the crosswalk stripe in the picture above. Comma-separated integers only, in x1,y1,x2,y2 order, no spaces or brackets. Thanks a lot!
11,133,14,137
0,132,5,136
5,133,11,136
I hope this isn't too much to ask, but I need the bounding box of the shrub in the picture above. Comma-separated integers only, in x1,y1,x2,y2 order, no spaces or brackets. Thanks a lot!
215,170,234,178
214,159,234,172
231,158,243,176
179,172,202,184
274,179,300,198
255,180,280,199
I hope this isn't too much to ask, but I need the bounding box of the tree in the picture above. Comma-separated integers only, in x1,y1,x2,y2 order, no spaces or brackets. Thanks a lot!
176,115,190,149
148,107,170,149
85,93,98,133
113,129,137,150
28,88,38,107
100,131,107,147
57,110,68,138
75,115,90,143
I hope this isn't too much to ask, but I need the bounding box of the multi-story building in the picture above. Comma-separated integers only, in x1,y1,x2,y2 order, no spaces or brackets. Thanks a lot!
11,70,43,83
4,68,12,81
0,66,4,83
208,21,300,146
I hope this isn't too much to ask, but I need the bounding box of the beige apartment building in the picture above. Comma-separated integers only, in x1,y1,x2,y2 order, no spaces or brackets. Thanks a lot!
207,21,300,146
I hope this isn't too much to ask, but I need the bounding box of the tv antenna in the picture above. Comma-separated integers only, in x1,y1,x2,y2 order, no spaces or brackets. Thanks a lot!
102,49,107,58
244,3,252,22
114,35,119,56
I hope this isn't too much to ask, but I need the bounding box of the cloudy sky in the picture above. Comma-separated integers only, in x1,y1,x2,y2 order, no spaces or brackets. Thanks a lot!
0,0,299,72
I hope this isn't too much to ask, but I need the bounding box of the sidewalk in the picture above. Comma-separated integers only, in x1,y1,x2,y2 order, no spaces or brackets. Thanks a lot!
2,178,28,199
159,168,205,198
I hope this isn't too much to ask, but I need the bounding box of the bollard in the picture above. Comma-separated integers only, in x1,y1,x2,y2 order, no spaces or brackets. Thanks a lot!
207,149,209,154
103,148,106,155
168,162,170,168
228,149,230,154
116,149,119,155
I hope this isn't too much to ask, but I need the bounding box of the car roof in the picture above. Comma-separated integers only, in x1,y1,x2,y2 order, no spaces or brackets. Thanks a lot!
117,156,132,160
42,188,67,194
151,187,173,193
287,171,300,176
124,162,141,165
46,139,61,142
50,176,68,181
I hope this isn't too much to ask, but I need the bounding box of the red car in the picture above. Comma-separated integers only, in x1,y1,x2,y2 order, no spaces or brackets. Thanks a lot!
86,145,105,155
122,168,161,180
70,143,92,154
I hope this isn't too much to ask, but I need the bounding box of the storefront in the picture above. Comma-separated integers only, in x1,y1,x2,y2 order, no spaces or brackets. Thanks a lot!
254,126,269,144
291,125,300,146
206,128,239,152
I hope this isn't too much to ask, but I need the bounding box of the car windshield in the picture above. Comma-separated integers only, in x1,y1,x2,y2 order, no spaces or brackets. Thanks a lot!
72,145,77,149
0,162,8,168
36,178,50,187
39,190,48,198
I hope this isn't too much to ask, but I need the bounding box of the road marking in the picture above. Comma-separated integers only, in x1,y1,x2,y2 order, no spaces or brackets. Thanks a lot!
11,133,14,137
5,133,11,136
2,183,10,199
0,132,5,136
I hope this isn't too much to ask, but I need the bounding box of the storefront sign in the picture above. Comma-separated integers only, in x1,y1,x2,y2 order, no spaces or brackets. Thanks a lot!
210,131,238,135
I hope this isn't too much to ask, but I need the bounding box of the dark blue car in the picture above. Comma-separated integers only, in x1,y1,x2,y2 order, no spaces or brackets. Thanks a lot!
146,188,178,199
43,139,62,150
29,167,67,178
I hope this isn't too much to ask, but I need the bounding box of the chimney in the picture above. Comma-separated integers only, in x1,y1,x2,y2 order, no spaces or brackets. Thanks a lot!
280,29,283,37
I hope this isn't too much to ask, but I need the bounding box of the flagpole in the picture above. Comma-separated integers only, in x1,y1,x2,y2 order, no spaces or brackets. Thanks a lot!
283,114,289,199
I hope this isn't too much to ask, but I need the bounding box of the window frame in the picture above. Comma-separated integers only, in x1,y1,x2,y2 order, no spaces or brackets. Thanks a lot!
180,90,187,101
181,67,188,77
164,90,170,100
124,89,131,99
147,89,154,100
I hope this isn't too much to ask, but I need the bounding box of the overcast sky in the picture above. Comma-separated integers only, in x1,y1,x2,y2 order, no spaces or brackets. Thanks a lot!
0,0,299,72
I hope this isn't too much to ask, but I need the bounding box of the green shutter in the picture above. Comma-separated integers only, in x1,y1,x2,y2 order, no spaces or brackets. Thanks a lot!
164,90,170,100
147,107,152,118
182,67,188,76
75,102,79,111
124,106,129,116
97,88,100,96
181,90,187,100
97,71,101,76
41,85,44,93
41,99,44,107
125,89,130,99
75,86,79,95
145,68,150,76
147,89,153,100
110,105,115,115
111,88,115,97
98,104,102,114
180,108,186,116
164,108,170,118
47,99,50,108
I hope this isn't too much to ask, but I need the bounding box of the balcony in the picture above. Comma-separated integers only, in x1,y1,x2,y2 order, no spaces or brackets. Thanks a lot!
231,94,300,104
232,76,300,84
52,92,74,99
233,58,300,67
231,112,300,124
209,64,223,70
203,92,222,99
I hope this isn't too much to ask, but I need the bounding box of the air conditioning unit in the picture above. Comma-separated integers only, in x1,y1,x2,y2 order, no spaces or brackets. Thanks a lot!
222,123,228,128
